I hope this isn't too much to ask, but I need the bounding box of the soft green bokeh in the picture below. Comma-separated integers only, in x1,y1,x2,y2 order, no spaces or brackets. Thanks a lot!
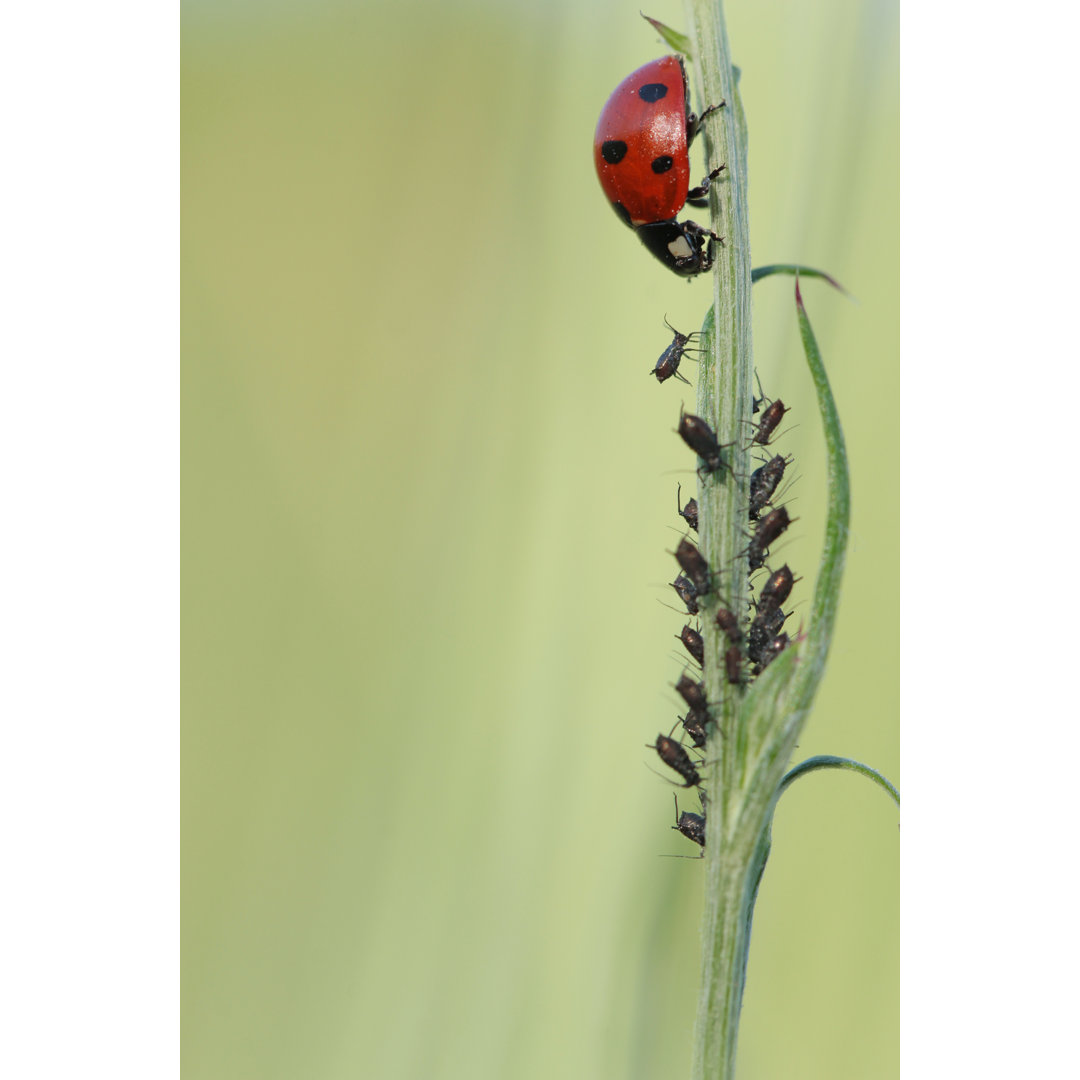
182,2,898,1077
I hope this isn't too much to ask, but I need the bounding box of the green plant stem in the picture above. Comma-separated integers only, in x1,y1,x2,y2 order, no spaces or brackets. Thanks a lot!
682,2,754,1078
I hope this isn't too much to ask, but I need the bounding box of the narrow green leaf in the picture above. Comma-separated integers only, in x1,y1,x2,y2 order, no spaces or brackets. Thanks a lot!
780,754,900,808
783,277,851,721
751,263,850,296
641,12,692,56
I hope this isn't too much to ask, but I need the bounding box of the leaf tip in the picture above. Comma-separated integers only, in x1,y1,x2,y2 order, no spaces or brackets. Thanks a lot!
640,12,692,55
820,271,849,297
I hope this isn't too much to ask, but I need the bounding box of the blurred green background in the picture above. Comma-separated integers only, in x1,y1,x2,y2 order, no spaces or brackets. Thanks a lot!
182,1,898,1077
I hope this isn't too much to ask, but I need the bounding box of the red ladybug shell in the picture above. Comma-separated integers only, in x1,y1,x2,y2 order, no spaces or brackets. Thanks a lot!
594,56,691,227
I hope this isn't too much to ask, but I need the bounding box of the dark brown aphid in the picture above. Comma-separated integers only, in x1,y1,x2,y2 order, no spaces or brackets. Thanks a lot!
748,506,791,571
725,643,744,686
747,606,788,663
651,319,700,385
714,606,743,645
673,795,706,848
753,398,790,445
677,483,699,531
675,538,712,596
754,632,790,674
650,733,701,787
748,454,788,520
675,673,709,719
757,564,795,616
678,624,705,666
681,712,707,748
671,574,700,616
677,411,726,473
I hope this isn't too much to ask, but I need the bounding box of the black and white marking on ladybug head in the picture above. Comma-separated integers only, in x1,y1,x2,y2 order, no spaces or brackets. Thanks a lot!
667,234,695,261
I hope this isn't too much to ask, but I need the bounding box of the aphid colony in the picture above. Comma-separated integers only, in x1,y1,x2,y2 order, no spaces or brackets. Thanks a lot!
595,55,799,853
647,323,798,854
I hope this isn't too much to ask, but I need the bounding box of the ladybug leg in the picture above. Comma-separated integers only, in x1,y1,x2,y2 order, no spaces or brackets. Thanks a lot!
686,165,727,203
686,101,726,146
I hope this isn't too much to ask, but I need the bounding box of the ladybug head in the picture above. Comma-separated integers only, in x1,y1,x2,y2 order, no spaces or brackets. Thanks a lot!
634,219,717,276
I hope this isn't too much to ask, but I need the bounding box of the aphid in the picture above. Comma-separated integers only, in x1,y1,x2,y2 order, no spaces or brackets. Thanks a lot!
756,564,796,616
747,506,791,571
754,632,790,674
753,398,790,446
650,733,701,787
671,574,700,615
678,410,726,474
673,794,706,848
747,606,788,664
677,483,699,531
680,712,707,749
675,673,709,719
594,55,725,276
678,624,705,666
724,643,744,686
675,537,712,595
714,606,743,645
651,319,700,384
748,454,788,520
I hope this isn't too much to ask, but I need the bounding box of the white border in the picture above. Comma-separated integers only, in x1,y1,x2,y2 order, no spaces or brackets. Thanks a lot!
902,4,1080,1077
0,4,178,1076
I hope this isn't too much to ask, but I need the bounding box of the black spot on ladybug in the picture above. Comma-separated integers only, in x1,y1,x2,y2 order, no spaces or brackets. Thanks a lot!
601,139,628,165
651,155,674,174
638,82,669,103
611,201,632,227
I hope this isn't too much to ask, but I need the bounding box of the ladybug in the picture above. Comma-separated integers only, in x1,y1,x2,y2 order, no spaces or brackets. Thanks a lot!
594,55,724,276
